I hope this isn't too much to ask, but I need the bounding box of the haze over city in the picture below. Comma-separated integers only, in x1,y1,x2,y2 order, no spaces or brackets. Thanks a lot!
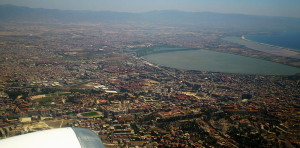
0,1,300,147
0,0,300,18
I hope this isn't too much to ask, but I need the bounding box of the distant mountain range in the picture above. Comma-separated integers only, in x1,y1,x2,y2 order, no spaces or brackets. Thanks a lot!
1,4,300,32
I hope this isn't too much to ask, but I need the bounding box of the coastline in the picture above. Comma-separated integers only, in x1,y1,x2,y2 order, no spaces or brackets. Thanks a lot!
223,36,300,59
241,35,300,52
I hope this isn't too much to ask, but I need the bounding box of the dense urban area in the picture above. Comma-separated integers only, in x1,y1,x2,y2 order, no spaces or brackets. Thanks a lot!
0,22,299,147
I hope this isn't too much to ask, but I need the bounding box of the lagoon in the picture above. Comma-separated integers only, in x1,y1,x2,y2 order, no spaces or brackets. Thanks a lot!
143,49,300,75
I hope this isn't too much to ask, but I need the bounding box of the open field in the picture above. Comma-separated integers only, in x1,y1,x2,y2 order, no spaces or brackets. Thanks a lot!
78,112,103,118
44,119,75,128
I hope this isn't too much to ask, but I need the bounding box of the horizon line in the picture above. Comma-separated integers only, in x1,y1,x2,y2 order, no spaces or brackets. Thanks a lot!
1,4,299,19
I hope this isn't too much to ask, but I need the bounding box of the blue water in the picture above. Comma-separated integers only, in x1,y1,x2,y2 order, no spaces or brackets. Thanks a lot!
246,32,300,50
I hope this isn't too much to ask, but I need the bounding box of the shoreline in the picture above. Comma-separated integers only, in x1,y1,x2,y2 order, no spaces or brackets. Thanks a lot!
223,36,300,59
135,47,200,57
241,35,300,52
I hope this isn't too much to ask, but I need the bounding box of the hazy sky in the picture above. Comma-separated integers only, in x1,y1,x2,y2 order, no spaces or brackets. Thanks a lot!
1,0,300,18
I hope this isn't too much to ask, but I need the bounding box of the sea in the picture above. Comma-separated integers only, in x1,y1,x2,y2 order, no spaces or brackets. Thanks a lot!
245,32,300,51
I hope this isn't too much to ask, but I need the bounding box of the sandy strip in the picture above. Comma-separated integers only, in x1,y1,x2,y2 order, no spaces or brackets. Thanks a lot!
224,36,300,59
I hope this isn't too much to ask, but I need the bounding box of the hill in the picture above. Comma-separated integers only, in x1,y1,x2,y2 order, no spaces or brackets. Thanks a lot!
1,5,300,31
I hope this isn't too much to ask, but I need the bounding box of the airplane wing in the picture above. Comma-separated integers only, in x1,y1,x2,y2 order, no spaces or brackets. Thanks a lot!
0,127,105,148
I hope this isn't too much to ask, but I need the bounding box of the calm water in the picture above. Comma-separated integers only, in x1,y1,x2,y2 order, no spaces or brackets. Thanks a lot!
143,49,300,75
246,32,300,50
